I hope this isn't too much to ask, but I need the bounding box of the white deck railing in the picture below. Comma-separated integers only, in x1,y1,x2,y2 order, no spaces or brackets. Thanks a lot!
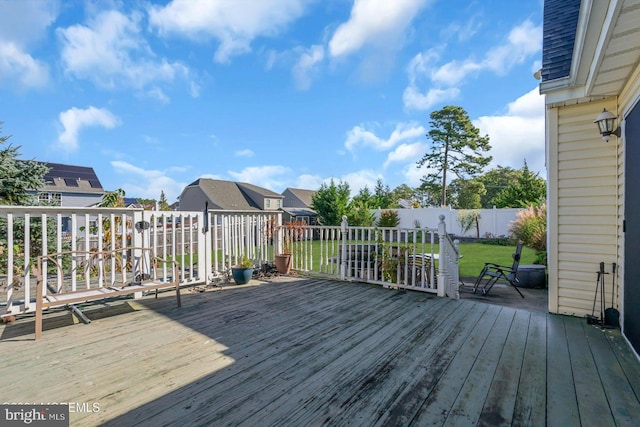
1,207,459,316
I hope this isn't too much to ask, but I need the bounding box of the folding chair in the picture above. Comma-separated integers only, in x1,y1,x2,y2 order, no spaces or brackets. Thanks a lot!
473,241,525,298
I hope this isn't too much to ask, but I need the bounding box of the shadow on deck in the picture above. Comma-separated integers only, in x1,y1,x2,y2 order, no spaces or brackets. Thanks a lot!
1,277,639,426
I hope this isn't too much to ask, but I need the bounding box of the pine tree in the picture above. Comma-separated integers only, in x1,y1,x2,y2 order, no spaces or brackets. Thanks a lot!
0,122,49,205
417,106,492,206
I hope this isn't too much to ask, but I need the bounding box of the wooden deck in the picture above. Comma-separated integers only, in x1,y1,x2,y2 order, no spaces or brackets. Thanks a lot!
2,277,639,426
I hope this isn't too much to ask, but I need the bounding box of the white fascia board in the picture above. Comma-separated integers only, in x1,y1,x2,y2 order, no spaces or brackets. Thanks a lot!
569,0,594,88
543,86,589,105
584,0,625,95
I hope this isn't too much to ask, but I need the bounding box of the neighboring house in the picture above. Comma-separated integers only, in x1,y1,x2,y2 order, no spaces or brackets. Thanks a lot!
122,197,144,209
540,0,640,353
178,178,284,212
281,187,318,224
30,162,105,207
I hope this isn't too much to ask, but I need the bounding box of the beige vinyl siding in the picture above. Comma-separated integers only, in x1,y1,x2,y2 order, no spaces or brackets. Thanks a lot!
554,99,619,316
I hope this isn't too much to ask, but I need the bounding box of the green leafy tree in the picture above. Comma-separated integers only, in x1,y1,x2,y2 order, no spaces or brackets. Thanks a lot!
0,122,49,205
351,186,374,208
417,106,492,206
311,179,351,226
493,161,546,208
372,179,394,209
159,191,170,210
346,200,375,227
414,182,442,207
475,166,520,208
137,198,157,209
99,188,126,207
346,186,376,226
390,184,419,207
0,122,64,274
376,209,400,227
450,178,486,209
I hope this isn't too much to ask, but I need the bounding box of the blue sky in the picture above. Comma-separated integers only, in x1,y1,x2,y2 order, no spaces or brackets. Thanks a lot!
0,0,545,204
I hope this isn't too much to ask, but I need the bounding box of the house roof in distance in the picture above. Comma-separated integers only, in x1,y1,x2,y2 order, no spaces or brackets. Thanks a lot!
283,187,316,208
186,178,282,210
40,162,104,194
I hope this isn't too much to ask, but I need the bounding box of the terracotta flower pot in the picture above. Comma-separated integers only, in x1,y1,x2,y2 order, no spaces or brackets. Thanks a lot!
274,254,292,274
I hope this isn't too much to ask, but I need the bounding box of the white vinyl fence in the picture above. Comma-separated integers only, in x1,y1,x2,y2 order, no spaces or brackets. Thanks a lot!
373,207,523,238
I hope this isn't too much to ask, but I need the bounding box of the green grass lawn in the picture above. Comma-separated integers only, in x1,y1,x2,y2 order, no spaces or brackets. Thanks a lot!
173,241,541,279
457,242,538,278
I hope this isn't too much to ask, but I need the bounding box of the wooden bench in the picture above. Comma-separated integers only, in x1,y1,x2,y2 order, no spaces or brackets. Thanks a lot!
33,247,181,340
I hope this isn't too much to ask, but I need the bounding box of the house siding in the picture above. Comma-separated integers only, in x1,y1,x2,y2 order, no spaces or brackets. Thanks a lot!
551,99,619,316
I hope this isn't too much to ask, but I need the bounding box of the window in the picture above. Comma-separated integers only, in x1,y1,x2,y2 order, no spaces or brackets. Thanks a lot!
276,199,281,209
266,199,271,209
64,178,79,187
38,192,61,206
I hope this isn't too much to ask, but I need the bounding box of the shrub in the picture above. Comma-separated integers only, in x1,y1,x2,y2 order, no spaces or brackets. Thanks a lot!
509,204,547,262
457,209,480,237
377,209,400,227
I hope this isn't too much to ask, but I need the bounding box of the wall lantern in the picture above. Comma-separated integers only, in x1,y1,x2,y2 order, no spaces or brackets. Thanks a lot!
594,108,621,142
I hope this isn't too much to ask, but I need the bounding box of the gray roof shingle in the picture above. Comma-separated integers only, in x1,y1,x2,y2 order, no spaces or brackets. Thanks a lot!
542,0,582,82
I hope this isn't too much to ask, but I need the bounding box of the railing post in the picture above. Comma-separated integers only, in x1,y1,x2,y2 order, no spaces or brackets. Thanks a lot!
340,216,348,281
437,215,447,297
201,209,211,284
453,239,460,299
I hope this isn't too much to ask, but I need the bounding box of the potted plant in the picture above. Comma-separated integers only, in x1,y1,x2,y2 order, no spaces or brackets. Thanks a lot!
231,256,254,285
274,238,292,274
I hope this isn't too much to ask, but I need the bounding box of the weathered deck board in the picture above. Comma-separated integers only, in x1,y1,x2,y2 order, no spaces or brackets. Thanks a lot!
512,310,547,426
1,277,639,427
546,313,581,426
477,309,531,426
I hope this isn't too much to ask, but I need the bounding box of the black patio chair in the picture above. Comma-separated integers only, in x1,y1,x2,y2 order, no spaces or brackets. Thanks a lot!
473,241,525,298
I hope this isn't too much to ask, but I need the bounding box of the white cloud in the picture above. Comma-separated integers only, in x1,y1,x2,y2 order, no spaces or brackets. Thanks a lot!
406,48,441,85
430,59,482,87
345,122,426,153
340,170,382,196
442,17,482,43
403,20,542,111
403,86,459,111
57,10,190,93
111,160,187,203
384,142,427,168
292,45,324,90
0,41,49,89
0,1,56,90
0,0,59,46
228,165,292,192
473,88,546,175
431,20,542,86
146,87,170,104
328,0,429,58
402,162,425,187
148,0,308,63
295,174,323,190
58,106,120,152
235,149,255,157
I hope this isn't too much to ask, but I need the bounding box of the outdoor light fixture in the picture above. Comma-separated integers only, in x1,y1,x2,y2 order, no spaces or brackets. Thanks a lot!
594,108,621,142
